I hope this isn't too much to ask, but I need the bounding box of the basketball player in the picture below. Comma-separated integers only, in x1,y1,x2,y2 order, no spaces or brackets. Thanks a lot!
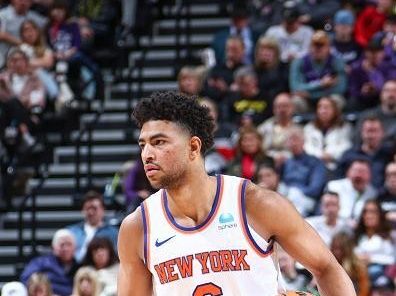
118,91,356,295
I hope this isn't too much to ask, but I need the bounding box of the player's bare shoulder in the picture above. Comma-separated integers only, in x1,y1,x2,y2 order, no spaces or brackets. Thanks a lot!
244,181,300,240
118,206,145,261
244,181,290,211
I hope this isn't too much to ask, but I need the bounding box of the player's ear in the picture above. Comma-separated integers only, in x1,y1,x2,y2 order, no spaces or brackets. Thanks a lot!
189,136,202,159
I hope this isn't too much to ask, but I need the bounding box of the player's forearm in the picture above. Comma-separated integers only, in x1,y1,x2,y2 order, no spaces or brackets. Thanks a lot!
315,263,356,296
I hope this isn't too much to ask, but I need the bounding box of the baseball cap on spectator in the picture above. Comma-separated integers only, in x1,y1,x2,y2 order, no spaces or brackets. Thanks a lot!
366,33,385,51
334,9,355,25
283,1,300,23
311,30,330,46
1,282,28,296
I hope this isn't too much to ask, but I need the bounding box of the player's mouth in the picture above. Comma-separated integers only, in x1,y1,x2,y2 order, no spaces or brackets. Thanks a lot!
145,164,160,177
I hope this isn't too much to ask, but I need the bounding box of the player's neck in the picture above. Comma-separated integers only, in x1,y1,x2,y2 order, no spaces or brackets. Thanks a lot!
165,172,217,225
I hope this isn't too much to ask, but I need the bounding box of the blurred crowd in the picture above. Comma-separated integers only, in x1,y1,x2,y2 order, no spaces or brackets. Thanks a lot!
1,0,396,296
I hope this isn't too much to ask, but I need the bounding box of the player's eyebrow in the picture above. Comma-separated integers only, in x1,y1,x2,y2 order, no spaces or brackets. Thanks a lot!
138,133,169,143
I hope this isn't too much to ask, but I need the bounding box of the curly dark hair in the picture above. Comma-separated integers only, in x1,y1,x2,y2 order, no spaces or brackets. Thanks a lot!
132,91,215,155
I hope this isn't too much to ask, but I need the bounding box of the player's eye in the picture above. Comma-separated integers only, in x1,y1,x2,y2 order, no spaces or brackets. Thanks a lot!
154,139,165,146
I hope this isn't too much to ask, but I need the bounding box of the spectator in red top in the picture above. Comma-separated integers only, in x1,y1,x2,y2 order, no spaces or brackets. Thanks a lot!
227,126,273,180
354,0,393,47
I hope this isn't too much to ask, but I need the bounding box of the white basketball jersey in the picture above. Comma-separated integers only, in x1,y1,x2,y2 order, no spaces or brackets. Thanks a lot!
141,174,285,296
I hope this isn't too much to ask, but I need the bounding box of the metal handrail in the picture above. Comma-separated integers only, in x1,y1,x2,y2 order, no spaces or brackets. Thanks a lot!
16,95,104,274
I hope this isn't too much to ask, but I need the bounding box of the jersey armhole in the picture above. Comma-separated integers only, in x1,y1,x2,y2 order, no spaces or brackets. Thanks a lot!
141,202,150,267
239,179,274,257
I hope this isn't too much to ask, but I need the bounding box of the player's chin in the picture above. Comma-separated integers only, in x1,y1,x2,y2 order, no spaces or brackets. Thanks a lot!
147,177,163,190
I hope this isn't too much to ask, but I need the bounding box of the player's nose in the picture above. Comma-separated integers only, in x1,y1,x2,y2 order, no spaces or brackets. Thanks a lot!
141,144,155,162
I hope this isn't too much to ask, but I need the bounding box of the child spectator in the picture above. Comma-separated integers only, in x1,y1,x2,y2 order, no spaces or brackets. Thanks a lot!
71,267,100,296
27,273,53,296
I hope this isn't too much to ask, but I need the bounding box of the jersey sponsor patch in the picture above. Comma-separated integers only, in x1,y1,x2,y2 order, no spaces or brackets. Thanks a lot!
218,213,237,230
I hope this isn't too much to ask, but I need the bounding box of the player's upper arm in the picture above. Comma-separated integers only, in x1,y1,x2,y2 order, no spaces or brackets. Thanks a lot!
118,207,152,296
245,182,336,277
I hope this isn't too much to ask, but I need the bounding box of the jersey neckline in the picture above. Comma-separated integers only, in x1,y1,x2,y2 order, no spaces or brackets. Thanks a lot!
161,174,222,232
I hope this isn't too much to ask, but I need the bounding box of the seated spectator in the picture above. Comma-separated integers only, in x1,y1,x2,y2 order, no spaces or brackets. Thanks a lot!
357,79,396,146
348,36,396,111
47,1,103,102
253,37,289,105
0,0,47,67
328,159,378,221
330,232,370,296
306,191,351,246
19,19,59,101
0,48,45,156
354,200,395,285
257,93,298,168
378,162,396,224
382,15,396,66
69,0,120,51
199,97,234,173
71,267,100,296
354,0,392,48
211,3,258,65
204,36,245,105
303,96,352,171
20,229,79,296
264,3,313,63
1,281,28,296
123,159,155,213
225,66,272,125
280,127,327,216
330,9,362,71
27,273,53,296
82,237,119,296
227,126,273,180
177,66,205,96
337,116,393,188
255,162,288,196
289,30,347,113
67,190,118,263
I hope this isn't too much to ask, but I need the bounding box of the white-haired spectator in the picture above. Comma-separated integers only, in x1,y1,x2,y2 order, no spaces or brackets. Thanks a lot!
20,228,79,296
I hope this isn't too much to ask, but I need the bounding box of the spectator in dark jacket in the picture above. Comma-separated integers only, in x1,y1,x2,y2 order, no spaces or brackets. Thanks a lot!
337,116,393,188
281,126,327,216
20,229,80,296
211,3,258,65
348,36,396,111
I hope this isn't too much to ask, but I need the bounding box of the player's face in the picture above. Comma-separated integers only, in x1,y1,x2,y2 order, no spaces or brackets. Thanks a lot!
139,120,191,189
